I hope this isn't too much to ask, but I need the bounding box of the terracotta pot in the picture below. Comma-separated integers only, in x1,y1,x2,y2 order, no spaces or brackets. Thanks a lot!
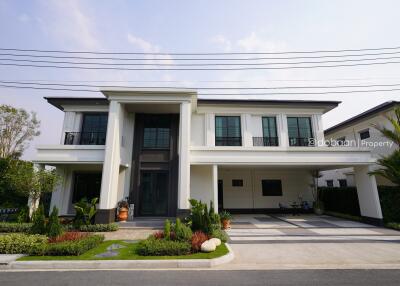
221,219,231,230
118,207,129,222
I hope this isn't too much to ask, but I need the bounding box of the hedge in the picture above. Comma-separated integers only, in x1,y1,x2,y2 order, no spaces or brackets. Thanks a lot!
319,187,361,216
78,223,119,232
28,234,104,256
319,186,400,223
0,222,33,233
0,234,47,254
136,238,191,256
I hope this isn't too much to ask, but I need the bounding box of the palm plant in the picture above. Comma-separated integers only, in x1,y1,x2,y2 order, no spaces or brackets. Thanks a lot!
371,106,400,186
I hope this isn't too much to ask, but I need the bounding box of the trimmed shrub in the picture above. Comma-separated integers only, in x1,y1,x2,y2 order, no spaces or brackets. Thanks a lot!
29,234,104,256
79,223,119,232
319,187,361,216
379,186,400,223
136,237,191,256
164,219,171,240
211,229,229,243
0,222,32,233
0,233,47,254
31,205,46,235
173,218,192,242
47,206,63,238
191,231,208,252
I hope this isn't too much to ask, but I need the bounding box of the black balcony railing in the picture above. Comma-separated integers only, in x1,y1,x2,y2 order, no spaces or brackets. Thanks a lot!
253,137,279,146
215,136,242,146
289,137,315,147
64,132,106,145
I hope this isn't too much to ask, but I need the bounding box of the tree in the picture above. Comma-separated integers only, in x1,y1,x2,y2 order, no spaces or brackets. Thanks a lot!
0,104,40,159
5,160,60,217
371,106,400,186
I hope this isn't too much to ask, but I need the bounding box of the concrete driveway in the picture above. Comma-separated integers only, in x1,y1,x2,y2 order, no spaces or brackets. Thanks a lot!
221,214,400,269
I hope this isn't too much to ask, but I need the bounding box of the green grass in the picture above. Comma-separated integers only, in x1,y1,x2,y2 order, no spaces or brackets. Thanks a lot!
386,222,400,231
18,240,229,261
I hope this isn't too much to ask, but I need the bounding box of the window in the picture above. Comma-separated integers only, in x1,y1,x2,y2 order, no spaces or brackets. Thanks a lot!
215,116,242,146
287,117,314,146
232,179,243,187
338,179,347,187
261,180,283,196
326,180,334,187
261,117,278,146
142,115,171,149
359,129,370,140
72,172,102,203
336,137,346,146
79,113,108,145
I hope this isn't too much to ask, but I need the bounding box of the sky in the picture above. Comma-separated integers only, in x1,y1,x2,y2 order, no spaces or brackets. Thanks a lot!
0,0,399,160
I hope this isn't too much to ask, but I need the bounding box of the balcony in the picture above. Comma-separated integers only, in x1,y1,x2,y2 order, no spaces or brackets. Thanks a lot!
215,136,242,146
253,137,279,147
289,137,315,147
64,132,106,145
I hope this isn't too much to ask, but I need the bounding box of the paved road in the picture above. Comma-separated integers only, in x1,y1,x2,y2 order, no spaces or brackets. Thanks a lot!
1,270,400,286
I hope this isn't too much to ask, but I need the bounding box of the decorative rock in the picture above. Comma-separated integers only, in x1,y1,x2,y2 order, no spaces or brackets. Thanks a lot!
209,238,221,246
106,243,126,251
201,240,216,252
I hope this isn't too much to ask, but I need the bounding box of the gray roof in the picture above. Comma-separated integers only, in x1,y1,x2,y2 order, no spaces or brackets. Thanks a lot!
325,100,400,135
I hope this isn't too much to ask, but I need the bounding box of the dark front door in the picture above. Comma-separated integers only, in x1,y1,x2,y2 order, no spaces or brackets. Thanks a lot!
218,179,223,212
139,171,169,216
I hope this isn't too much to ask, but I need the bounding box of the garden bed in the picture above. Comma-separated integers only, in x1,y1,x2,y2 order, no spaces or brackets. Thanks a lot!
18,240,229,261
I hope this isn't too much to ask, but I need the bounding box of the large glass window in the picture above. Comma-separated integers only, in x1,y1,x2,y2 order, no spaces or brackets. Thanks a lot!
287,117,314,146
142,115,170,149
215,116,242,146
262,117,278,146
79,113,108,145
72,172,102,203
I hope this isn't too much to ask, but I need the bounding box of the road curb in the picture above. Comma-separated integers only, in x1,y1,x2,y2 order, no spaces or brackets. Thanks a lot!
1,244,234,270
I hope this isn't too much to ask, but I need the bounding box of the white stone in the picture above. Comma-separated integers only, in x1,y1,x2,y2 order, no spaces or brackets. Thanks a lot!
209,238,221,246
201,240,216,252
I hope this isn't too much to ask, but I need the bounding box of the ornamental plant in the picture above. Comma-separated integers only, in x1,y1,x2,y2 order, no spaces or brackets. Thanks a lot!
30,204,46,235
47,206,63,238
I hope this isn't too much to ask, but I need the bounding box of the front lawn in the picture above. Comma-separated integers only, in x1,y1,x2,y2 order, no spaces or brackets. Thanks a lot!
18,240,229,261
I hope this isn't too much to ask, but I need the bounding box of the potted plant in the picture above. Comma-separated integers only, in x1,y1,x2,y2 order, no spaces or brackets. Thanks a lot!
117,200,129,222
219,210,232,230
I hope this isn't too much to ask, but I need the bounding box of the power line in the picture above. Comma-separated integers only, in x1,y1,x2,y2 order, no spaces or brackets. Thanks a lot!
2,55,400,66
1,46,400,55
2,51,400,61
1,60,400,70
3,80,400,90
1,83,400,95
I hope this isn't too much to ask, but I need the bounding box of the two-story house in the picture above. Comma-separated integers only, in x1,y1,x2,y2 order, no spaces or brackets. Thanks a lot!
33,89,383,225
321,101,399,188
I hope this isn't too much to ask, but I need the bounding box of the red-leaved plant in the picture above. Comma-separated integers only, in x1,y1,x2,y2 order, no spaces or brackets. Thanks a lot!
152,231,164,240
191,231,208,252
48,231,89,243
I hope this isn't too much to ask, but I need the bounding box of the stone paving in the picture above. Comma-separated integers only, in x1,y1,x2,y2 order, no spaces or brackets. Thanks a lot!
227,214,400,243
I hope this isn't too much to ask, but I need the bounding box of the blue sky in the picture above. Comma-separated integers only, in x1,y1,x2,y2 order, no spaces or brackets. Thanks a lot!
0,0,399,159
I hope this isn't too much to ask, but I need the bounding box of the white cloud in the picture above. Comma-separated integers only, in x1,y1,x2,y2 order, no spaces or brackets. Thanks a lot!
236,32,287,52
211,35,232,52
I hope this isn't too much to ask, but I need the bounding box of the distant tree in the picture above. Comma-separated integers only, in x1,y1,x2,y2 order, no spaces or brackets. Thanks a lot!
5,160,60,217
0,104,40,159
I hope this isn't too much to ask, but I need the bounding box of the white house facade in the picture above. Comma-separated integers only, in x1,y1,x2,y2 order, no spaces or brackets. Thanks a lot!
321,101,399,188
33,89,383,225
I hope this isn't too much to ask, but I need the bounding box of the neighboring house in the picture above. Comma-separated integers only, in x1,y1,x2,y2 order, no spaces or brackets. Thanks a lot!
33,89,383,225
321,101,399,188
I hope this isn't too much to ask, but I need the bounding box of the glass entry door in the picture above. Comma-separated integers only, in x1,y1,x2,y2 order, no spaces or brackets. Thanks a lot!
139,171,169,216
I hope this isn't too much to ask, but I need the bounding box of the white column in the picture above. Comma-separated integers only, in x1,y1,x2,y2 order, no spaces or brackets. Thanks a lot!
205,113,215,147
312,114,324,144
242,114,252,147
212,164,218,213
279,114,289,147
178,101,191,210
354,165,383,221
99,101,122,210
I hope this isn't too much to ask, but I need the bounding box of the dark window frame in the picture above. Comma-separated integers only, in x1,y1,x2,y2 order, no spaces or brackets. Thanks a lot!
232,179,243,187
287,117,314,147
336,136,346,146
261,116,279,146
326,180,334,187
338,179,347,187
261,179,283,196
215,116,242,146
142,115,171,150
359,129,370,140
72,171,102,204
79,112,108,145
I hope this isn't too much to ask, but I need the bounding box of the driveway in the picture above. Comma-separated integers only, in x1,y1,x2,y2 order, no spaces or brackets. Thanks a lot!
221,214,400,269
